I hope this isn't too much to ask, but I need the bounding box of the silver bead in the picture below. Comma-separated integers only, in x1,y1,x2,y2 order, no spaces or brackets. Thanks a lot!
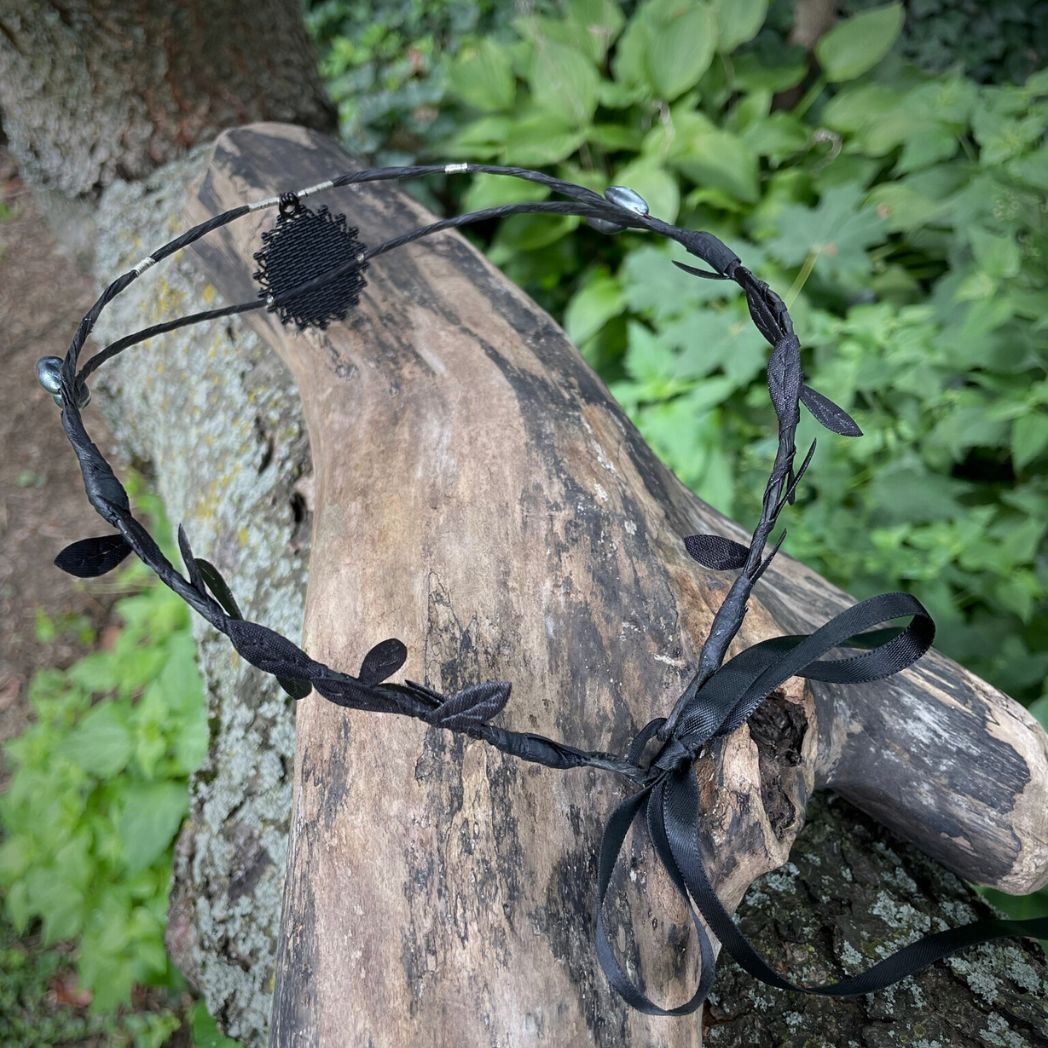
36,356,64,398
36,355,90,408
604,185,649,216
587,217,627,235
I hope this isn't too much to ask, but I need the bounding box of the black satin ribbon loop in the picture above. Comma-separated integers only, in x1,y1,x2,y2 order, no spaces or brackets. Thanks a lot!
595,591,941,1013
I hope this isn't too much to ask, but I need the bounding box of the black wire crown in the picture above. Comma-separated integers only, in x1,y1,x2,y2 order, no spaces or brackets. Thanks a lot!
39,162,1048,1017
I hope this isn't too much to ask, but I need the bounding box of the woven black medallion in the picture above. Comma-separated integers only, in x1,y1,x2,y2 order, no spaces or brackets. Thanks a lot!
253,193,368,331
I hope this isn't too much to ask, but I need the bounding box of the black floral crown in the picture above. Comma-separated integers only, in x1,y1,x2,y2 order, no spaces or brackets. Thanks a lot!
38,162,1048,1016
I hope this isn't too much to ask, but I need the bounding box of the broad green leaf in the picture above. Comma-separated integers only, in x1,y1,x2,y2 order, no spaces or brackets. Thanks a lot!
25,866,84,943
117,780,188,874
564,0,626,59
672,127,759,203
815,4,903,82
565,270,625,345
528,39,599,125
59,702,133,777
731,48,807,92
648,3,717,100
969,228,1021,280
1012,414,1048,471
448,39,515,112
446,115,513,159
713,0,767,53
498,112,585,165
866,183,949,233
765,184,885,286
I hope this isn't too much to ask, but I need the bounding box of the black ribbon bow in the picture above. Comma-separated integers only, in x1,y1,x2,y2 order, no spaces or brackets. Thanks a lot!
596,591,1048,1012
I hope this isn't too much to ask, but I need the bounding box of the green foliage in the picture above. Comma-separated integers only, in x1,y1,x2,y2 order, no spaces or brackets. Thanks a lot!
0,485,229,1042
843,0,1048,85
0,907,179,1047
0,575,205,1012
306,0,523,163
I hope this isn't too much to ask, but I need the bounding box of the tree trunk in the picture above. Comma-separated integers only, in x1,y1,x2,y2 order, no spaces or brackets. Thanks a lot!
0,0,333,199
81,124,1047,1044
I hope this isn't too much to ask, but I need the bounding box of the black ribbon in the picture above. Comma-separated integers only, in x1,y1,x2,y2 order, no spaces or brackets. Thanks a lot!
596,591,1048,1013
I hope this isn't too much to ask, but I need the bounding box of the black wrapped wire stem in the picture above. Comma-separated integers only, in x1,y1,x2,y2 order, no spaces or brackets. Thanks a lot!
47,161,1048,1015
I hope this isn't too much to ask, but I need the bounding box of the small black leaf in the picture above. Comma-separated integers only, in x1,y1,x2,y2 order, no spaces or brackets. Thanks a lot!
226,617,317,679
195,558,244,620
54,534,132,578
767,335,802,428
750,529,788,584
359,638,408,685
683,534,749,571
277,676,312,700
800,385,862,437
437,681,512,730
177,524,205,594
672,259,727,281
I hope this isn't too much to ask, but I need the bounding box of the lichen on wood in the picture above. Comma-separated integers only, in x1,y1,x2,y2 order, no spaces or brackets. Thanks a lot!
91,147,310,1040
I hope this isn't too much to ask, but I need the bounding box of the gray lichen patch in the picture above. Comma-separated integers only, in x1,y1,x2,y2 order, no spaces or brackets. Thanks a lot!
704,793,1048,1048
91,146,312,1043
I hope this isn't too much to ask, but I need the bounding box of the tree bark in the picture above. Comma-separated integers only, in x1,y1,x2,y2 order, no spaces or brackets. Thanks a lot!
97,123,1040,1045
0,0,333,200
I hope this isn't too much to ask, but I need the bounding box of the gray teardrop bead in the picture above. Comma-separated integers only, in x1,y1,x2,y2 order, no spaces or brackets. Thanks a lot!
36,356,90,407
36,356,64,396
604,185,649,216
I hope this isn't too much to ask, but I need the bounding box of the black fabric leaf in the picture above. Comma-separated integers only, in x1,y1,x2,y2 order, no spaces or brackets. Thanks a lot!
750,529,788,584
436,681,512,730
54,534,132,578
226,617,317,679
800,385,862,437
683,534,749,571
767,335,802,429
277,676,312,700
195,558,244,620
177,524,205,594
672,259,727,281
359,638,408,685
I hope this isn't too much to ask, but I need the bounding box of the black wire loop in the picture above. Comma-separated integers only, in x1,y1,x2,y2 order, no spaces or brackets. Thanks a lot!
42,161,1048,1017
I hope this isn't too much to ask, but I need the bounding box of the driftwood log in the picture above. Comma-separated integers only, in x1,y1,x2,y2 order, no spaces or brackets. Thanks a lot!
175,124,1048,1045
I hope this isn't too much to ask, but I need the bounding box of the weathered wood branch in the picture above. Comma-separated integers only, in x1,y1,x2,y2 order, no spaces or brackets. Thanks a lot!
167,124,1046,1046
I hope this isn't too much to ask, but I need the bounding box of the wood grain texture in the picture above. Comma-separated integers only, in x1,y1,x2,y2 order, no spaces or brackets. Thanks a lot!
185,124,1048,1047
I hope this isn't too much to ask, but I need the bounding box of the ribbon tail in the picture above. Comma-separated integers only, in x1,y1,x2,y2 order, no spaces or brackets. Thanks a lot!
595,775,717,1016
661,769,1048,996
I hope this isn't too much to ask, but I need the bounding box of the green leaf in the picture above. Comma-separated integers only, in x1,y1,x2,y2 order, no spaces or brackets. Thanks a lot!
59,702,133,777
969,228,1021,280
1012,414,1048,471
528,39,599,125
25,866,84,943
613,0,716,98
565,270,625,345
765,184,885,285
713,0,767,52
815,4,903,82
564,0,626,59
672,126,759,203
117,781,188,874
448,39,515,112
1029,696,1048,733
498,112,585,165
647,3,717,100
190,1001,244,1048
